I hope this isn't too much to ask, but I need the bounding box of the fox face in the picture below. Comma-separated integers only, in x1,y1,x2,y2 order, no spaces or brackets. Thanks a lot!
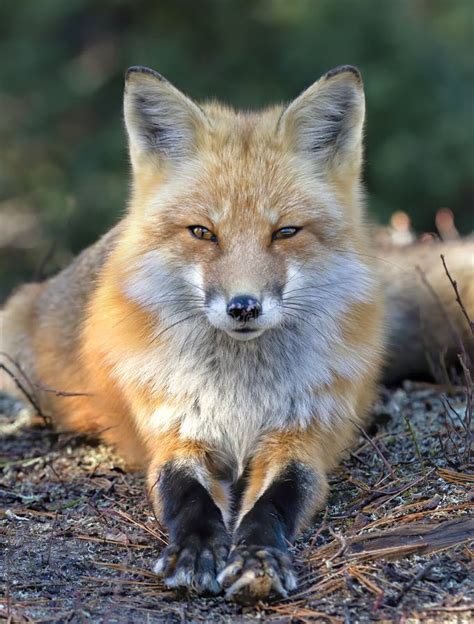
121,66,374,347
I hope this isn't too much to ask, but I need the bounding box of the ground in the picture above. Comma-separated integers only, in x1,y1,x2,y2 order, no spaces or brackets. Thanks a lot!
0,382,472,623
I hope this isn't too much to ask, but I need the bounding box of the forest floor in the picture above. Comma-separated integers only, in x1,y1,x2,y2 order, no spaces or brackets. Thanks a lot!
0,381,473,624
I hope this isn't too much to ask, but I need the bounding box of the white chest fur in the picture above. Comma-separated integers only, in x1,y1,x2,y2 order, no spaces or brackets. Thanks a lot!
113,315,371,476
114,250,377,475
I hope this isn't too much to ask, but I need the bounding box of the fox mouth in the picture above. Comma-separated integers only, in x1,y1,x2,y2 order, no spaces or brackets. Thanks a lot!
224,326,266,341
234,327,258,334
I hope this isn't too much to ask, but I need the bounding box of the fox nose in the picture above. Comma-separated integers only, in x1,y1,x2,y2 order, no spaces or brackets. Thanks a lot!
227,295,262,322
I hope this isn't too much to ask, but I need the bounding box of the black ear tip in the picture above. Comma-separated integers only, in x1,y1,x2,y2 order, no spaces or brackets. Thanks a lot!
324,65,362,83
125,66,166,83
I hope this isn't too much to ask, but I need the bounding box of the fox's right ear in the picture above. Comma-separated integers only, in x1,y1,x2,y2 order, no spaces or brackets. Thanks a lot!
124,66,208,169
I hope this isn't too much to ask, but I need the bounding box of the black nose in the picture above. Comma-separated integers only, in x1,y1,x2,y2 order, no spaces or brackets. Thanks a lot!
227,295,262,322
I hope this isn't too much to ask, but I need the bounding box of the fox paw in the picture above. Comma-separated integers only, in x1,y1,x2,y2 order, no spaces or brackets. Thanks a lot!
217,545,297,603
153,534,230,595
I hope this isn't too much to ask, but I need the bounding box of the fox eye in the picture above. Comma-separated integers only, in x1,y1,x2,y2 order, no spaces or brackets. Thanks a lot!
189,225,218,243
272,226,301,241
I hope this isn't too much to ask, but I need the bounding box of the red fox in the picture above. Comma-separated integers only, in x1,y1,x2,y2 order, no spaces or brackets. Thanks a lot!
1,65,473,602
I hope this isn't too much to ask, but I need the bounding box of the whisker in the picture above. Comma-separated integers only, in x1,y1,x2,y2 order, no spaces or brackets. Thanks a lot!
281,309,327,340
280,258,313,290
186,319,213,360
284,281,347,297
283,302,323,316
282,304,325,326
284,300,340,323
156,295,204,303
157,305,205,324
150,313,203,345
178,276,207,294
282,302,341,329
332,247,409,272
178,317,208,360
113,294,204,328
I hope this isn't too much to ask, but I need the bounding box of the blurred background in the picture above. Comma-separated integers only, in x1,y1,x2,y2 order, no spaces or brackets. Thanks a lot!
1,0,473,299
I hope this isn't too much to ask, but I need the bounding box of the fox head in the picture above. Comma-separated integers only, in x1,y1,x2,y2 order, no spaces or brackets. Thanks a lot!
121,65,374,343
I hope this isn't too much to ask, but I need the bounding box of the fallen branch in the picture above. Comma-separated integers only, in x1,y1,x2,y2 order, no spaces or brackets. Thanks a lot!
0,361,50,426
386,559,436,606
351,420,397,478
441,253,474,335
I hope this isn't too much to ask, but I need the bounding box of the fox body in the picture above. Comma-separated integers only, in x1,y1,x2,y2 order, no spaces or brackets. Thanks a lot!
1,66,473,602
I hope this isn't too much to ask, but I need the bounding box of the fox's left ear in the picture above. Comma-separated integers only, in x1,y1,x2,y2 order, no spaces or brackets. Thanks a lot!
124,66,208,169
279,65,365,174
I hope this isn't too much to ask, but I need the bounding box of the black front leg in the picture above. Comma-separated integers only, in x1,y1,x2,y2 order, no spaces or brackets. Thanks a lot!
152,461,230,594
219,461,318,602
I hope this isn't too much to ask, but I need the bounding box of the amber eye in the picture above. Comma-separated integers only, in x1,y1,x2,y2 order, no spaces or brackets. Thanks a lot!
272,226,301,241
189,225,218,243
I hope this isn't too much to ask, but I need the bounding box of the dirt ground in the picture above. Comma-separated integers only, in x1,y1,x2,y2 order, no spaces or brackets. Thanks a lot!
1,382,473,623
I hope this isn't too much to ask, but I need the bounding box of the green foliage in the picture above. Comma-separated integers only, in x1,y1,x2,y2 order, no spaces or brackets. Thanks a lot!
0,0,472,292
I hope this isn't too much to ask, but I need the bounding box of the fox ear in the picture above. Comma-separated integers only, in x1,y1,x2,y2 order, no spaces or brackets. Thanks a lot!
124,66,208,167
279,65,365,173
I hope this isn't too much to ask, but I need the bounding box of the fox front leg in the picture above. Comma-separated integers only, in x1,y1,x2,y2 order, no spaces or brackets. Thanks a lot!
150,456,231,595
219,440,328,603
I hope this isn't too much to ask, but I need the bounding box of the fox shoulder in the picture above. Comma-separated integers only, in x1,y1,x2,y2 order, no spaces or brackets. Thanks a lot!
1,223,123,399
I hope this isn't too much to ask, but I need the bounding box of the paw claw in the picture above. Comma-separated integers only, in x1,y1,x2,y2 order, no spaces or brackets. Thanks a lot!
224,569,258,599
165,568,193,588
221,544,297,603
283,569,298,591
270,572,288,598
153,558,166,575
153,545,178,577
152,533,230,595
217,560,243,586
195,571,221,595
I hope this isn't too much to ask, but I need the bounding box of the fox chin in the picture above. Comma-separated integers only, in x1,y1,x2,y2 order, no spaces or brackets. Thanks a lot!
2,64,473,603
